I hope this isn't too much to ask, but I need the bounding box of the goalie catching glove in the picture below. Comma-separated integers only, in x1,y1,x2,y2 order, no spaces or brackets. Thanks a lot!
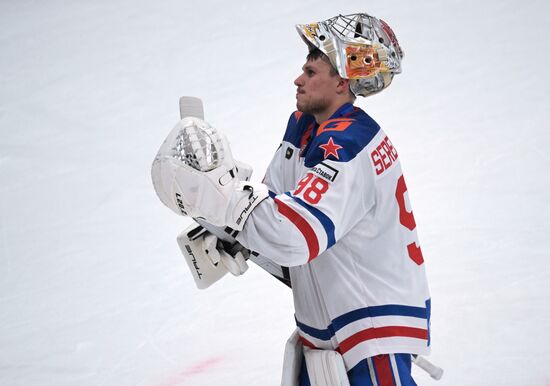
178,222,249,289
151,117,267,230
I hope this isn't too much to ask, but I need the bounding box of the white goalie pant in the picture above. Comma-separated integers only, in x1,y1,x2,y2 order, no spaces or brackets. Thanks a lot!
281,329,350,386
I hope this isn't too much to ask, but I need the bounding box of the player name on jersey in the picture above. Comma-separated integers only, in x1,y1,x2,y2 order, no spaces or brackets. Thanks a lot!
371,135,399,176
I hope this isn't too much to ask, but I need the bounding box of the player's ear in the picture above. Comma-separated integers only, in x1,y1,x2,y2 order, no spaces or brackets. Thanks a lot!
336,78,350,94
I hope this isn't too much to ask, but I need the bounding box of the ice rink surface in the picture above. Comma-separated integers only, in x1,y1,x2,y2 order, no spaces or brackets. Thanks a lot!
1,0,549,385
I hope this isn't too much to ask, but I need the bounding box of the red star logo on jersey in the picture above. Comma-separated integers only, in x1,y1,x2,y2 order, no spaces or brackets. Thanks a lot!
319,137,343,160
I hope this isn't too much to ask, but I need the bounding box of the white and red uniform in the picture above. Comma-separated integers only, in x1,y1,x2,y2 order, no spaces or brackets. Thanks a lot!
236,103,431,377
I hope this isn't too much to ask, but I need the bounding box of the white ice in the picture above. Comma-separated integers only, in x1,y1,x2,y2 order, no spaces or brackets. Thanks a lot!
1,0,549,385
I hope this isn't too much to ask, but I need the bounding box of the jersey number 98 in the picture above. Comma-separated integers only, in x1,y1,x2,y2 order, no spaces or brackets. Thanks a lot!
294,174,329,205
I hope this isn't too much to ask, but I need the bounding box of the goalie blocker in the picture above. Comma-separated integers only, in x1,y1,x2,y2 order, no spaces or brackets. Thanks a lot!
178,222,249,289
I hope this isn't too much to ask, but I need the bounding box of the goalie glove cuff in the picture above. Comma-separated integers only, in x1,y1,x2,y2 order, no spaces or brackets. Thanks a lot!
225,181,269,231
234,159,253,182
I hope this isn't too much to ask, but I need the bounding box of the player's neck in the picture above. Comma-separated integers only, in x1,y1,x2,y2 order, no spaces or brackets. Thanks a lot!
314,99,353,124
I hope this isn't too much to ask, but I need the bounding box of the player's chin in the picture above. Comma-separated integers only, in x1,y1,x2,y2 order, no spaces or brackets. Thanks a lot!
296,99,306,112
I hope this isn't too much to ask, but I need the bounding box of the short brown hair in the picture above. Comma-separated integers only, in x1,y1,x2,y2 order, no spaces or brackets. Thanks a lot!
307,48,339,77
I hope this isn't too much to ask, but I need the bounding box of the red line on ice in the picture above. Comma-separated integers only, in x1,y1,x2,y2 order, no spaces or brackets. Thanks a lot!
159,356,224,386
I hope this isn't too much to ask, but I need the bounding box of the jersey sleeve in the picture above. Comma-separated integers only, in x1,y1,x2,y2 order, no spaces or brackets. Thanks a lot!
261,143,283,194
261,111,309,195
237,118,378,266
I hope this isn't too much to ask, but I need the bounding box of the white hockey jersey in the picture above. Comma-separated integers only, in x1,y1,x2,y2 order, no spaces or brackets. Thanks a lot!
236,103,431,373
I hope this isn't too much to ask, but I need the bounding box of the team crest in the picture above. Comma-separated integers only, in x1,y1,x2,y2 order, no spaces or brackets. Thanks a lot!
319,137,343,160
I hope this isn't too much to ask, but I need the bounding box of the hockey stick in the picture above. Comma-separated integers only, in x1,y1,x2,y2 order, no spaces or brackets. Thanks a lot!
179,96,204,122
412,354,444,380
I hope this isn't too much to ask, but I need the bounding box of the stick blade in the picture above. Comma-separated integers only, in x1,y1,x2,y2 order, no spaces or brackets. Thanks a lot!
179,96,204,119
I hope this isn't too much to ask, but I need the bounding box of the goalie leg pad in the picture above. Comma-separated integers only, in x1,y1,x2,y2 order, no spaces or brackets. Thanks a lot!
280,330,350,386
303,347,350,386
281,330,303,386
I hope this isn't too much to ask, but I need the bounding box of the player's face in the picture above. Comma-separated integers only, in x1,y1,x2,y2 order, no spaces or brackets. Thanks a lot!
294,58,342,116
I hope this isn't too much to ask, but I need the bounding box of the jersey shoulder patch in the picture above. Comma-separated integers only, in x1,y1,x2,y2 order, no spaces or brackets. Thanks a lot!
304,110,381,167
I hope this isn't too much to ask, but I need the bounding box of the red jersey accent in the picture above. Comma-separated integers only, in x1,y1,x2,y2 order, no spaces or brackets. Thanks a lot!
274,197,319,261
319,137,343,160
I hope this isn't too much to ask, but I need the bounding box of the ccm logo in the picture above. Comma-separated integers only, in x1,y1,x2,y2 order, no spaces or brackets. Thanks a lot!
371,136,398,175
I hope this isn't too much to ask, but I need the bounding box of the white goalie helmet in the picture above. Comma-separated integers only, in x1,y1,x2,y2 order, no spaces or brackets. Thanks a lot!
296,13,404,97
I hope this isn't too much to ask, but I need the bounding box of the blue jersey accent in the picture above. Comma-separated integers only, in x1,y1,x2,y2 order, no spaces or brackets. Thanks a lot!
295,317,335,341
332,304,430,332
285,192,336,249
304,104,381,167
282,111,316,149
281,104,381,167
426,298,431,346
296,302,431,342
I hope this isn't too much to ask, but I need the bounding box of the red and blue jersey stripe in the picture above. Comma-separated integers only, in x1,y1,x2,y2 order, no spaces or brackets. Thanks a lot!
295,300,431,355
